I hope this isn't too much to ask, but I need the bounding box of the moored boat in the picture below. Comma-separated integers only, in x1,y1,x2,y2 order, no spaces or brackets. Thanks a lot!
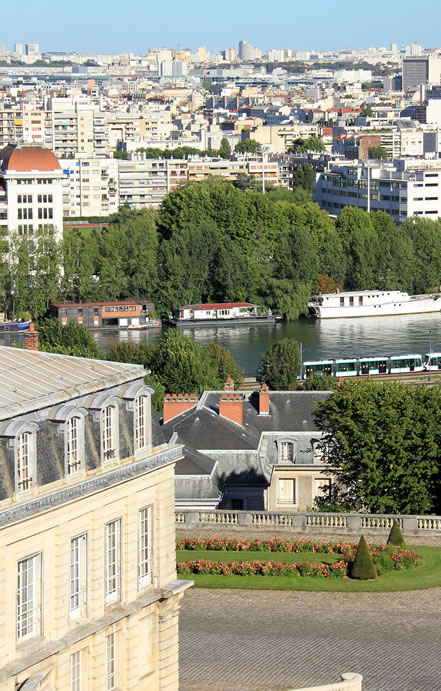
0,319,31,333
308,290,441,319
172,302,276,327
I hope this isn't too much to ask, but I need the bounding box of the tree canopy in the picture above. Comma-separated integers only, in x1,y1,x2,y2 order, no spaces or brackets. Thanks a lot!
257,338,301,390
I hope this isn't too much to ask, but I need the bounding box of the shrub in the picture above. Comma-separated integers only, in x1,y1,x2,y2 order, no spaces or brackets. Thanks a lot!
387,520,406,547
350,535,377,580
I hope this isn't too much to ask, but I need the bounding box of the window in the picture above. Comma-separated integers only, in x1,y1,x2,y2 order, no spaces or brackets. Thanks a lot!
106,633,116,690
66,416,83,475
314,477,332,501
277,478,296,504
101,406,118,462
138,506,153,586
105,520,121,603
279,441,294,463
135,396,148,451
17,553,42,639
70,534,87,619
70,650,82,691
16,431,34,493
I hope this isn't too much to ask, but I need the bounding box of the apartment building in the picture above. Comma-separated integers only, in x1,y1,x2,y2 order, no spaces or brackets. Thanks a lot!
402,56,441,90
50,98,108,158
315,158,441,222
60,156,119,217
107,112,173,151
0,109,53,148
0,144,64,239
0,340,189,690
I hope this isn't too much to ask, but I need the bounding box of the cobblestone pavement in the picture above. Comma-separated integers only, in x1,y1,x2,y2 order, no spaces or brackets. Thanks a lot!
178,529,441,691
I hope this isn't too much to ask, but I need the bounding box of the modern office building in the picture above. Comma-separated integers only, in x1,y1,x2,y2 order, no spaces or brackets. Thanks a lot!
402,56,441,90
0,340,189,689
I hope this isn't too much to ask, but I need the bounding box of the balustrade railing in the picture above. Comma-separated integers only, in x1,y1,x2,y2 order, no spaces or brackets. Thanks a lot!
176,509,441,535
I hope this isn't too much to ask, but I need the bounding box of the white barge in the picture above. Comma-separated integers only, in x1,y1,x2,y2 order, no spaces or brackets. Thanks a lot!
172,302,276,327
308,290,441,319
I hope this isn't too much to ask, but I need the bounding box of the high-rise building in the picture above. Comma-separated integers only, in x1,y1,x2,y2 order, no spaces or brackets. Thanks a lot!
25,43,40,57
402,56,441,90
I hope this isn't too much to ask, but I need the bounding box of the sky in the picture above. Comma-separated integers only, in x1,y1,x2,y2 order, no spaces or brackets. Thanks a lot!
3,0,441,56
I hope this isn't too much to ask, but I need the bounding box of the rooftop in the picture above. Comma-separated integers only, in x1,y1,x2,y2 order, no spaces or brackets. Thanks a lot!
0,346,145,421
0,143,61,173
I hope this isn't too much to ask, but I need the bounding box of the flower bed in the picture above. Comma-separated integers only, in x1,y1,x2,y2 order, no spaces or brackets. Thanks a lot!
177,537,422,579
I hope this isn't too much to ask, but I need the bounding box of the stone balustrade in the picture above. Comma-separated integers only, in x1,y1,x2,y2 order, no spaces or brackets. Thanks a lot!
292,672,363,691
175,509,441,535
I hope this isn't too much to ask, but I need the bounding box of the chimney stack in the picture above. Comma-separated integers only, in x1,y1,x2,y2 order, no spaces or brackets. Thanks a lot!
24,322,39,351
223,377,234,391
258,383,270,415
163,393,198,424
219,392,243,426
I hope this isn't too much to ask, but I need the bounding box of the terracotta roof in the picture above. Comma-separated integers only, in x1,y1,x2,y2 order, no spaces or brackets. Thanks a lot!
182,302,257,311
0,144,60,172
53,299,154,308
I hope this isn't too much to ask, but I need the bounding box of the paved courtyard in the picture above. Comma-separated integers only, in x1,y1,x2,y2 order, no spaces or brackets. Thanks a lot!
178,530,441,690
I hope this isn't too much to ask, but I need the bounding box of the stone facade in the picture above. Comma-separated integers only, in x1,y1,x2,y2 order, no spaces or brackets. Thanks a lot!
0,346,190,690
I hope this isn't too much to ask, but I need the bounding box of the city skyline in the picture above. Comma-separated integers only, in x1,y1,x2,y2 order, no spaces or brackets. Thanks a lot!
3,0,441,56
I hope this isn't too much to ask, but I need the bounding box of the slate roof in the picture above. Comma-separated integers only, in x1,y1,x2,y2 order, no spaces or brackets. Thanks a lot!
162,406,259,450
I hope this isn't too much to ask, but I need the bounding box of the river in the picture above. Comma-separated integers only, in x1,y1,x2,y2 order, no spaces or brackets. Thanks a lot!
3,312,441,376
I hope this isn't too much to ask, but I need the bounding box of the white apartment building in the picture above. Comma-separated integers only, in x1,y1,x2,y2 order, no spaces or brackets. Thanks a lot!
49,97,108,158
0,144,64,239
315,158,441,222
60,156,119,217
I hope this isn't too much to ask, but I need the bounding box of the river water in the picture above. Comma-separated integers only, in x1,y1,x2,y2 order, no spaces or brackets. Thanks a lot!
4,312,441,376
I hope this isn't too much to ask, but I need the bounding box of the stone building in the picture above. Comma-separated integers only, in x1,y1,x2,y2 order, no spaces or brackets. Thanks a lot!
0,340,189,689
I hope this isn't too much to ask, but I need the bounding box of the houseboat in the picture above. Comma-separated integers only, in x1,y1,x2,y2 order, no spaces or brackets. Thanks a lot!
308,290,441,319
52,300,156,329
172,302,276,327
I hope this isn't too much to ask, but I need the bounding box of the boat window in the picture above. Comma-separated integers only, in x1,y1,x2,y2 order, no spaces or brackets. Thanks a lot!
359,296,363,305
340,297,344,307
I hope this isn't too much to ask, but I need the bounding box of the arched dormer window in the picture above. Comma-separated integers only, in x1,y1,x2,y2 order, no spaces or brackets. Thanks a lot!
48,404,88,478
277,438,297,464
122,382,154,456
0,419,41,496
87,393,122,465
312,438,328,464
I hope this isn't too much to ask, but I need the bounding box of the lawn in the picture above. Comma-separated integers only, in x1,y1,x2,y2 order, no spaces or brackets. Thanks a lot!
177,546,441,592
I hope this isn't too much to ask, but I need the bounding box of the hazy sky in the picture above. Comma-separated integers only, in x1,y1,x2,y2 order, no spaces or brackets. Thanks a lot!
3,0,441,55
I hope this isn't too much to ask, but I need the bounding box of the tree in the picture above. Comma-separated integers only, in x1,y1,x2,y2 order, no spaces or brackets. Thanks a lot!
360,107,373,117
368,146,388,160
314,380,441,514
295,163,314,192
350,536,377,580
290,137,325,154
106,341,158,370
257,339,301,390
234,139,262,154
204,343,244,389
151,330,221,394
37,318,104,359
387,520,406,547
219,137,232,159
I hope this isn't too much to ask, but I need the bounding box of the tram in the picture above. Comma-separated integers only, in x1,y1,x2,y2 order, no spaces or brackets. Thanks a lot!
303,354,425,379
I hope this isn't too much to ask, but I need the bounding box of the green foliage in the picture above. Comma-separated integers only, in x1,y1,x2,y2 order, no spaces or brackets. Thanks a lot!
258,338,301,390
151,330,221,394
314,380,441,514
290,136,326,154
204,343,244,389
298,373,339,391
387,520,406,547
37,318,104,359
295,163,314,192
360,107,373,117
368,146,388,159
144,372,166,412
350,536,377,580
113,150,129,159
106,341,158,369
219,138,232,159
234,139,262,154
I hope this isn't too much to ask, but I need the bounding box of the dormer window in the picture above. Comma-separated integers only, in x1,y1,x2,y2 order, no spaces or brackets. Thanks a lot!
135,396,148,451
16,431,34,493
101,405,119,463
66,416,83,475
279,440,295,464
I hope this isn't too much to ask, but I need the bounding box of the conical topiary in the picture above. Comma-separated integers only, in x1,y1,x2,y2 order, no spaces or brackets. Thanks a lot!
387,519,406,547
350,535,377,580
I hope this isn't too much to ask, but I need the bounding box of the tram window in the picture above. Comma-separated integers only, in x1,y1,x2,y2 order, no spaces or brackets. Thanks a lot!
337,362,357,372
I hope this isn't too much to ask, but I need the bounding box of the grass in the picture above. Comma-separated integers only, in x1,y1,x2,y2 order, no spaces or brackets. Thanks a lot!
177,546,441,592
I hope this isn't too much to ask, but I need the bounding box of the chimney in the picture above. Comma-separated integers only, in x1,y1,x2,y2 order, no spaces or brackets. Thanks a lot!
24,322,39,351
259,383,270,415
219,392,243,426
223,377,234,391
163,393,198,424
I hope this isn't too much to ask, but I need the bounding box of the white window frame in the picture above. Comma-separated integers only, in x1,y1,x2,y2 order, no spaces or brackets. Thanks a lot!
312,439,328,464
70,534,88,620
106,632,116,691
105,519,121,604
17,552,42,640
278,439,295,464
277,477,297,505
134,395,149,451
16,431,35,494
138,506,153,587
70,650,82,691
101,405,119,463
66,416,84,476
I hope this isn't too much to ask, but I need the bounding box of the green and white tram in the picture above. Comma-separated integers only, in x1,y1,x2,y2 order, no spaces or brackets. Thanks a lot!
302,354,424,379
